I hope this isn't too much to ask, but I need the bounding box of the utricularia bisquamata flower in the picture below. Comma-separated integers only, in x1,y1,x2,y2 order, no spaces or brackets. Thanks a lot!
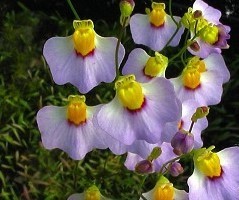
122,48,168,82
68,185,111,200
43,19,125,93
188,146,239,200
182,0,230,58
130,2,184,51
140,176,188,200
96,74,181,145
170,53,230,106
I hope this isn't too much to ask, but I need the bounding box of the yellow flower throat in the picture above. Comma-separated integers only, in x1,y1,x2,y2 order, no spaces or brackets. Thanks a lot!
67,95,87,125
73,20,96,57
147,2,166,27
182,56,206,89
115,75,145,110
194,146,222,178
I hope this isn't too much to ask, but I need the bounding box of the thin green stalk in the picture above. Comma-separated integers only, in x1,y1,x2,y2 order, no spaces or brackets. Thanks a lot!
114,17,128,82
189,121,195,133
66,0,80,20
162,0,181,50
158,156,181,174
168,0,178,26
138,175,148,199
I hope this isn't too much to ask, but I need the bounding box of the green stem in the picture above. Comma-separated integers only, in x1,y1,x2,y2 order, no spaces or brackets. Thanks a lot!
66,0,80,20
114,17,128,82
168,0,178,26
138,175,148,199
168,44,189,64
162,0,182,50
189,121,195,133
168,30,200,64
158,156,181,174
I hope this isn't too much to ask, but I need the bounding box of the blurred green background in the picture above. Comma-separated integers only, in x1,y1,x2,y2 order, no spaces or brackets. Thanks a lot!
0,0,238,199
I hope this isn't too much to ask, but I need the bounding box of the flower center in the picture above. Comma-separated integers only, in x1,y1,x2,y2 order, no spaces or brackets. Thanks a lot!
194,146,222,178
200,25,219,44
84,186,101,200
153,176,175,200
154,183,174,200
115,75,144,110
67,95,87,125
181,9,219,44
148,2,166,27
73,20,96,57
182,56,206,89
144,52,168,78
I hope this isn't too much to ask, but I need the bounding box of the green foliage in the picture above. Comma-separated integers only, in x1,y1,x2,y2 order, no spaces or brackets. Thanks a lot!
0,1,238,200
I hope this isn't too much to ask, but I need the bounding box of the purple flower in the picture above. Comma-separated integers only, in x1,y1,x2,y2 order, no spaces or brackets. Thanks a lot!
96,75,181,145
130,2,184,51
188,146,239,200
170,54,230,106
122,48,168,82
162,99,208,149
43,19,125,93
183,0,230,58
125,142,177,173
36,95,127,160
140,176,188,200
68,185,111,200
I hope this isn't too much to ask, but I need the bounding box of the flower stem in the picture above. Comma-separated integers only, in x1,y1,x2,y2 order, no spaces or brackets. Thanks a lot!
138,175,148,199
66,0,80,20
189,121,195,133
158,156,181,174
168,0,178,26
114,17,128,82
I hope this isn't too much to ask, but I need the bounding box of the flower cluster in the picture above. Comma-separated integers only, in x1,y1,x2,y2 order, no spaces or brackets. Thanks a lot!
37,0,238,199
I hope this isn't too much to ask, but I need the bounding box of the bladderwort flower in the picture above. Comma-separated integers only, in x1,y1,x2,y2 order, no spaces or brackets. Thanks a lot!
130,2,184,51
36,95,127,160
188,146,239,200
182,0,230,58
43,19,125,93
162,99,208,149
122,48,168,82
170,54,230,106
125,142,177,173
140,176,188,200
68,185,111,200
96,74,181,145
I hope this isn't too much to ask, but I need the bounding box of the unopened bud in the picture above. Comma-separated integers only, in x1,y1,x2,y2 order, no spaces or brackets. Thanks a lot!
135,160,153,174
169,162,184,177
191,106,209,122
147,147,162,161
171,130,194,156
190,41,200,52
120,0,135,17
193,10,202,18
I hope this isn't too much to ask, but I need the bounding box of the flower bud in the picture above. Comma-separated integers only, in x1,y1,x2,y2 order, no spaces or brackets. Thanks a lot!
147,147,162,161
191,106,209,122
171,130,194,155
169,162,184,177
193,10,202,18
135,159,153,174
120,0,135,17
189,41,200,52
